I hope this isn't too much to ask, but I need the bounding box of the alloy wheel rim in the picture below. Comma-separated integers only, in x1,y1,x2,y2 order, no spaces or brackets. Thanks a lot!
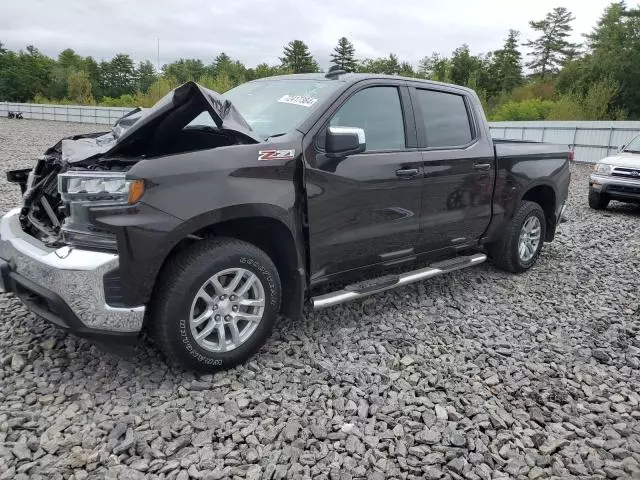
518,215,541,262
189,267,265,353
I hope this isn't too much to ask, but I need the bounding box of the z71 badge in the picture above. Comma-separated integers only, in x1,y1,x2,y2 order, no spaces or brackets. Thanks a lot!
258,149,295,161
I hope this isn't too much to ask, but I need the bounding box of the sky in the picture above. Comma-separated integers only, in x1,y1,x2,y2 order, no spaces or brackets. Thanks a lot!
0,0,613,69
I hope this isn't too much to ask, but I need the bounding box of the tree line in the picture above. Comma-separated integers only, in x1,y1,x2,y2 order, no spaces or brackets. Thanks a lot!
1,2,639,120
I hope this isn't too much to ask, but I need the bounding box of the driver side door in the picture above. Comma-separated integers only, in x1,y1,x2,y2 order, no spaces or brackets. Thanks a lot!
303,81,424,285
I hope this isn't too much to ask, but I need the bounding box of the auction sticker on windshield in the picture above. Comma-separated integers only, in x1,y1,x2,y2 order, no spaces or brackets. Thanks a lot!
277,94,318,107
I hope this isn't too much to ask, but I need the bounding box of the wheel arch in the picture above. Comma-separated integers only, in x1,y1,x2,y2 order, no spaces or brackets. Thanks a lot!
150,204,306,323
519,183,557,241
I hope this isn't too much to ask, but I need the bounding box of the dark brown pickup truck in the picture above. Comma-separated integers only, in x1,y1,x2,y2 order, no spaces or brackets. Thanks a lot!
0,72,570,371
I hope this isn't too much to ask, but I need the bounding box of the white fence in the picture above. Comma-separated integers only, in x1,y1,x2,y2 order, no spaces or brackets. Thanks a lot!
0,102,132,125
488,121,640,163
3,102,640,164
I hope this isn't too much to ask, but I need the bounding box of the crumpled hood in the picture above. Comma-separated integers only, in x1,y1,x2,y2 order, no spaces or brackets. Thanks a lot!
60,81,258,163
599,152,640,168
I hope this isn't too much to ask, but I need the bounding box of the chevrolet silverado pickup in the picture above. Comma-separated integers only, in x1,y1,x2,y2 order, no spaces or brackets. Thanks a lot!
589,134,640,209
0,72,571,371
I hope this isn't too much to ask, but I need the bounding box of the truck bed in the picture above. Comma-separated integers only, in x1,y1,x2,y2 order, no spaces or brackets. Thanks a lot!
493,138,571,161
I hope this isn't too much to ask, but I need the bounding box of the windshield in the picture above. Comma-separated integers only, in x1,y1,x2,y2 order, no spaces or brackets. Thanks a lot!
220,79,341,138
624,134,640,153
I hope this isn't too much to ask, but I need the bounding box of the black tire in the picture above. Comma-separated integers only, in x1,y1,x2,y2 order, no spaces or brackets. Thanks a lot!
151,238,281,372
489,200,546,273
588,191,610,210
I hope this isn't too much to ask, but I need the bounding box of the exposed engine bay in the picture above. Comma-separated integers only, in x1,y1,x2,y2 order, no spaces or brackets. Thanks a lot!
6,81,258,249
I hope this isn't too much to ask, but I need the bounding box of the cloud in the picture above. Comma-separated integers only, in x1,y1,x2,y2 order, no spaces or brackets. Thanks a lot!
0,0,610,69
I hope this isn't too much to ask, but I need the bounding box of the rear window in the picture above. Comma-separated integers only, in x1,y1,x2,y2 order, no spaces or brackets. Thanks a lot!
414,89,473,148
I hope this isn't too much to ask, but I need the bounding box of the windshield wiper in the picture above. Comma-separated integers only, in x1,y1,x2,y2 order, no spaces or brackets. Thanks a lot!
265,133,286,141
624,149,640,153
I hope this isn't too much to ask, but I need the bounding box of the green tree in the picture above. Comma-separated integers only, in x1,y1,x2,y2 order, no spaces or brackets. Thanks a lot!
137,60,156,93
557,2,640,118
49,48,85,98
246,63,284,80
330,37,358,72
213,53,232,74
199,72,233,93
418,53,451,81
100,54,137,98
162,58,205,84
83,56,101,98
492,30,523,93
386,53,400,74
67,70,94,104
358,54,401,74
399,61,415,77
280,40,319,73
525,7,580,78
450,45,481,86
2,45,56,101
211,53,246,85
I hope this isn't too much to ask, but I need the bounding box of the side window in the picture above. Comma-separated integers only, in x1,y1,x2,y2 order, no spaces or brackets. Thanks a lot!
415,89,473,148
330,87,406,151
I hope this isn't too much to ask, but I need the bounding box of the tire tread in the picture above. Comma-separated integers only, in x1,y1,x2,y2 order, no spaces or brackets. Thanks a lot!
151,237,280,371
490,200,546,273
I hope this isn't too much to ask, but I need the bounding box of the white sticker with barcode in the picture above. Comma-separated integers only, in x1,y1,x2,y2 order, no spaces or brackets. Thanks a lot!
277,94,318,107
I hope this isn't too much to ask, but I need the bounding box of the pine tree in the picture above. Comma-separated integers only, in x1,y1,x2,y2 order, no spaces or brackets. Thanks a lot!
450,44,481,86
137,60,156,94
492,30,523,92
280,40,319,73
525,7,580,78
330,37,357,72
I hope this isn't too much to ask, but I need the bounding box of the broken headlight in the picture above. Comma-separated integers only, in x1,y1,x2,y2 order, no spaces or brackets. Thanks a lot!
58,171,144,250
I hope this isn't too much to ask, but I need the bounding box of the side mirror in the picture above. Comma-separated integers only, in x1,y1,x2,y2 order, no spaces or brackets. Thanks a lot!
617,144,626,153
325,126,366,158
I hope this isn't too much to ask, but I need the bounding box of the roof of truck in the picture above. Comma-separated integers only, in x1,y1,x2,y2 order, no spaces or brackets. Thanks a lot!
250,72,475,94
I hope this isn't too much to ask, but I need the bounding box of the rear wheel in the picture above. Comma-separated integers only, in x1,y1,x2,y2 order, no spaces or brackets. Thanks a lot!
152,238,281,371
489,200,546,273
588,191,610,210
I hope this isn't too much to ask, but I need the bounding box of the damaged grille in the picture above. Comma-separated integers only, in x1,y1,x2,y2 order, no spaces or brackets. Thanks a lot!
20,157,66,247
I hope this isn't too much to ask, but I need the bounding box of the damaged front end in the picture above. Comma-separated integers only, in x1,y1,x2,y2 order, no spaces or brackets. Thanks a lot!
8,132,124,249
6,81,258,251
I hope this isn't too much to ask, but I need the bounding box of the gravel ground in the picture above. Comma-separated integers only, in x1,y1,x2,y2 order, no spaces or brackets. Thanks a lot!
0,118,639,480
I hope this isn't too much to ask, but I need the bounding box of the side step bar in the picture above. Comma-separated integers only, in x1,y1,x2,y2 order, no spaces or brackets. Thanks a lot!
312,253,487,309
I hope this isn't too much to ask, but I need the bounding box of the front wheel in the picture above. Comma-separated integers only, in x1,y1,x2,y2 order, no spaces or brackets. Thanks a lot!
489,200,546,273
152,238,281,371
588,191,609,210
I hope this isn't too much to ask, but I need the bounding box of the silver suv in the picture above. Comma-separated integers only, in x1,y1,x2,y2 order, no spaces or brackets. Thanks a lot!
589,134,640,209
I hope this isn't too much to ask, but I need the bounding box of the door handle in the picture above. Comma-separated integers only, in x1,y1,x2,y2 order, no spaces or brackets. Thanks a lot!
396,168,419,178
473,163,492,171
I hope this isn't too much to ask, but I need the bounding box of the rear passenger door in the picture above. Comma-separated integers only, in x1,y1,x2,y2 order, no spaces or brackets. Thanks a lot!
409,85,495,252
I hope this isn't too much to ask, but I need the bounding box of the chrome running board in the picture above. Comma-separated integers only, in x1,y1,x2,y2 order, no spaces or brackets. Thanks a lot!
312,253,487,309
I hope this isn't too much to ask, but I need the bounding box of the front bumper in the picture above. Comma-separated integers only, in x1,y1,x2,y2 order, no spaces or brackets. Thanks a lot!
0,208,145,343
590,174,640,201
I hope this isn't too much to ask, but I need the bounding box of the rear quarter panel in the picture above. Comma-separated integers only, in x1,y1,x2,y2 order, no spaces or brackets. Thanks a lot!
483,140,570,243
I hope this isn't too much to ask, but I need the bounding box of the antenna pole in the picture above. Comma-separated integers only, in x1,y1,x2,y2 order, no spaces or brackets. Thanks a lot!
157,38,160,99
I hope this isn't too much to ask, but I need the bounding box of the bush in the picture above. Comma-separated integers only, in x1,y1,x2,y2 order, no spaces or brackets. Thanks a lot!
32,94,84,105
133,77,178,107
546,96,585,120
510,80,556,102
582,79,619,120
198,73,233,93
490,99,555,121
99,94,137,107
67,70,94,105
